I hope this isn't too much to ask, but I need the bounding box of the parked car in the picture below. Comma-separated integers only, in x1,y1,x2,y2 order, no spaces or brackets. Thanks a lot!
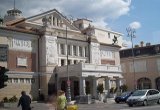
126,89,160,107
115,91,133,103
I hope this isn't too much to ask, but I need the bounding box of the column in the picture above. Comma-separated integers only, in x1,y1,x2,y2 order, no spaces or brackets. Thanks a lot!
55,17,57,26
58,58,61,66
65,44,67,55
77,46,79,56
116,78,121,92
105,77,111,96
92,77,98,98
71,45,73,56
58,43,60,55
79,77,86,95
64,59,67,65
51,15,53,26
82,46,85,57
71,60,74,64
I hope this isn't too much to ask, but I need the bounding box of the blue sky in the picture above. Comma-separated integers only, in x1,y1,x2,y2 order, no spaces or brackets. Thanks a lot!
0,0,160,47
108,0,160,47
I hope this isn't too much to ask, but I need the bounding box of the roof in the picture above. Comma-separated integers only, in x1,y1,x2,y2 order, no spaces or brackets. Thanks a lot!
120,44,160,58
0,26,38,35
5,18,25,26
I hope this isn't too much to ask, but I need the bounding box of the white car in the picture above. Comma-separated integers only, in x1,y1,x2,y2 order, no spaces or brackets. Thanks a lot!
126,89,160,107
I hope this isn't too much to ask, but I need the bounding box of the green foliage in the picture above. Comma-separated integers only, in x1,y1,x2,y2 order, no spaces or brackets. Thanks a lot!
120,84,128,92
110,87,117,93
3,97,8,103
97,84,104,94
0,66,9,88
2,96,18,103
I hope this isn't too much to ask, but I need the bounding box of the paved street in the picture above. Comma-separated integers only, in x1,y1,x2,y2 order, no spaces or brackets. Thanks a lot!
1,101,160,110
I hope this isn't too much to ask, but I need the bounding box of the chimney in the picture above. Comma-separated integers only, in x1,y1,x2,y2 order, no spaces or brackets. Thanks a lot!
140,41,144,47
146,42,151,46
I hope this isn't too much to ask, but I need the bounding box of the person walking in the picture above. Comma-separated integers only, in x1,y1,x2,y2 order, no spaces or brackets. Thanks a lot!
57,90,67,110
17,91,32,110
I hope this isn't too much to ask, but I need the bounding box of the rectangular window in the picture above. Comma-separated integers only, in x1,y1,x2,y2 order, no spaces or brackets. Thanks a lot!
67,45,71,55
60,44,65,55
79,46,83,57
17,57,28,67
74,60,77,64
108,33,110,38
68,60,71,65
61,59,65,66
85,47,87,57
73,45,76,56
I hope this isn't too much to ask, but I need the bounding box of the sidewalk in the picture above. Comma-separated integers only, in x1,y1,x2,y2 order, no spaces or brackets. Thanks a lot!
93,98,115,104
0,98,115,110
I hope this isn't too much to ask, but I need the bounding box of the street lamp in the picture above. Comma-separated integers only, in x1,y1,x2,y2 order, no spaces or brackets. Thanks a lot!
65,25,71,103
126,27,136,90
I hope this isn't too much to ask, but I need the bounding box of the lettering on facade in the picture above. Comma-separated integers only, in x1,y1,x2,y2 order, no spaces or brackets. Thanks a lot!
100,50,113,59
9,38,33,51
0,44,8,61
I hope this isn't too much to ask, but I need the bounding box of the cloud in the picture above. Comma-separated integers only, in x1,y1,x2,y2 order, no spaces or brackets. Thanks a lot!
129,21,141,29
0,0,132,27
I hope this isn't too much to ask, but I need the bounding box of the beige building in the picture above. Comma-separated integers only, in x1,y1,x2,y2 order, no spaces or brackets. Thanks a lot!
120,43,160,91
0,8,124,101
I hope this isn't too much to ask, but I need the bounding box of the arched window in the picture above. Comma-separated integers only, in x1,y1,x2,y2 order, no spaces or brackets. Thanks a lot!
137,77,151,89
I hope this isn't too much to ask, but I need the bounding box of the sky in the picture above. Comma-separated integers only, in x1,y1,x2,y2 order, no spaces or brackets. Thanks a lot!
0,0,160,48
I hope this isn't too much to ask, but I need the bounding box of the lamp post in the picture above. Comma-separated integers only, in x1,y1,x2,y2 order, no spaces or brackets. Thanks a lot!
65,25,71,103
126,27,136,90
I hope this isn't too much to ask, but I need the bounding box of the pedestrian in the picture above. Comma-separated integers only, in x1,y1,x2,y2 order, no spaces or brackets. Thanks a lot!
17,91,32,110
57,90,67,110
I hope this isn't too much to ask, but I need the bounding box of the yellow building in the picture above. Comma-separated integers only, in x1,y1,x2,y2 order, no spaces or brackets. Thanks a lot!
120,43,160,91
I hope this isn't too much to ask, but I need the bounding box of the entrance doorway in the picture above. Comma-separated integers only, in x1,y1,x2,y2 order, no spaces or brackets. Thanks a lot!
73,81,79,97
156,77,160,91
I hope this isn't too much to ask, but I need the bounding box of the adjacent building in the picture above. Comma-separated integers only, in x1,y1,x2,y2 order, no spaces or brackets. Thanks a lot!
120,42,160,91
0,8,124,100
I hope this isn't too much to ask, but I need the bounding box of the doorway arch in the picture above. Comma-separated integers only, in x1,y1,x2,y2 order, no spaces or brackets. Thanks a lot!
155,77,160,91
137,77,151,89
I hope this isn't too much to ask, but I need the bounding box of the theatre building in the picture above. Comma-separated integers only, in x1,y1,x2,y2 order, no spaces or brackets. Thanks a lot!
0,8,124,100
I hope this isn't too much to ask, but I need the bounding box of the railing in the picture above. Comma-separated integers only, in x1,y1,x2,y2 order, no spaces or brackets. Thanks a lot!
56,62,122,77
82,63,122,72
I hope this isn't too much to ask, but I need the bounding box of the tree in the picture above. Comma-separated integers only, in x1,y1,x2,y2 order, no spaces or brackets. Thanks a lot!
0,66,9,89
97,84,104,94
120,84,128,92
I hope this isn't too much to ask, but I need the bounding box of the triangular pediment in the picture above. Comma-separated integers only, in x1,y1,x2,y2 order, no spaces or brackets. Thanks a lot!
25,9,79,31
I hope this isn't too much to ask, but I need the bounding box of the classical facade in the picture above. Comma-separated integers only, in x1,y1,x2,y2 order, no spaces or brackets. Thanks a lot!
120,42,160,91
0,8,124,100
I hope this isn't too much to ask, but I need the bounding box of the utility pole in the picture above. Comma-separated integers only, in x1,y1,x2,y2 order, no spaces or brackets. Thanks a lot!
66,25,71,103
126,27,136,90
